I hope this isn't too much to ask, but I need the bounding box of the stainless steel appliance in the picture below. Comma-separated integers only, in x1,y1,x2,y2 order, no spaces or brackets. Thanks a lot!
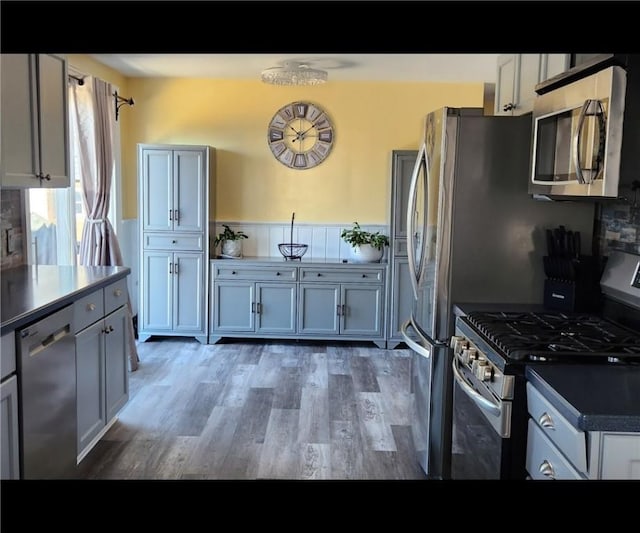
401,107,597,479
18,305,77,479
450,250,640,479
530,55,640,200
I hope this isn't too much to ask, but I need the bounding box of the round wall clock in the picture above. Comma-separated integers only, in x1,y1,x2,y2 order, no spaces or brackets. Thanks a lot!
267,101,335,169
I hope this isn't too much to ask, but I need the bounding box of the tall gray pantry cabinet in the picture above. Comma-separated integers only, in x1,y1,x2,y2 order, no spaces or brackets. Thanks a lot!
138,144,214,343
387,150,418,349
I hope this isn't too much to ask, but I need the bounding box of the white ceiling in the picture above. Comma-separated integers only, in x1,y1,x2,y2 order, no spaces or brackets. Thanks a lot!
89,54,501,84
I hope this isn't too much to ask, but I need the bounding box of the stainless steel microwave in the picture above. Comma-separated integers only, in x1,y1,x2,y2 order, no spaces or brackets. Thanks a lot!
529,65,628,199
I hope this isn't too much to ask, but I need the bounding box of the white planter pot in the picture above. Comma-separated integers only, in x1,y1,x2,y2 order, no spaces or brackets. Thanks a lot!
350,244,383,263
221,239,243,258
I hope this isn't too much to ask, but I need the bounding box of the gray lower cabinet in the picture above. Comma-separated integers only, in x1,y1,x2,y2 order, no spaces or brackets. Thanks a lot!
75,285,129,461
1,375,20,480
388,258,413,346
141,250,205,338
1,331,19,480
212,281,296,336
209,260,386,347
298,283,383,338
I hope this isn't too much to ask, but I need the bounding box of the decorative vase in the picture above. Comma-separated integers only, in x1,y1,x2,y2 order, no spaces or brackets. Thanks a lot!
221,239,243,258
350,244,383,263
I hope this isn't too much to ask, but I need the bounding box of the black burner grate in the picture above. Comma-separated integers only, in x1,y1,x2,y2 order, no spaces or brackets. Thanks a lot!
466,311,640,362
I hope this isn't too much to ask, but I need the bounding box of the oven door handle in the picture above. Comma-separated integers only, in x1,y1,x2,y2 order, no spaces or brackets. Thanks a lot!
451,355,501,417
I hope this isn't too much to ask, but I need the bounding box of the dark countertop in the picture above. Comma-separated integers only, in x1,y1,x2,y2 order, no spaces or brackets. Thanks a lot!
526,365,640,432
1,265,130,335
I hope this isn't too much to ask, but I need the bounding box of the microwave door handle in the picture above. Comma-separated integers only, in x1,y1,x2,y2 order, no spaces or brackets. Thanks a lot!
407,145,426,300
573,99,605,185
451,354,501,417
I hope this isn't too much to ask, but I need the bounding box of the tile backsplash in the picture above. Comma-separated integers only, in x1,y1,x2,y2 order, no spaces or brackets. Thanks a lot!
597,200,640,256
0,190,26,270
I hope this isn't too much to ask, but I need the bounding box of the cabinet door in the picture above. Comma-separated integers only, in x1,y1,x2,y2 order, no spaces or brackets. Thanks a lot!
543,54,570,81
598,434,640,479
141,251,173,331
392,151,418,241
213,281,254,332
105,306,129,421
75,319,106,455
389,259,413,340
141,149,173,232
341,284,383,336
1,54,39,188
515,54,543,115
494,54,517,116
298,283,340,335
256,282,297,334
37,54,69,188
174,150,205,233
0,376,20,479
173,252,205,333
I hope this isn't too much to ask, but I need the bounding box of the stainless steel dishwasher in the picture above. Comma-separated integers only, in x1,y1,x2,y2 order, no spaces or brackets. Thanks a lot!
18,304,77,479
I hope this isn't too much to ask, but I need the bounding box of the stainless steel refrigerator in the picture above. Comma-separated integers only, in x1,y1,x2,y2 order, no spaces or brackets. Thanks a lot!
401,107,597,479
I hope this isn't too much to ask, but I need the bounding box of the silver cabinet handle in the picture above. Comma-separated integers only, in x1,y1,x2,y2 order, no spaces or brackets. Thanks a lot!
87,303,96,312
539,412,555,430
256,302,261,314
169,263,173,274
114,289,122,297
336,304,341,316
539,460,556,479
174,262,179,275
341,304,346,316
503,103,515,112
251,302,256,313
174,209,179,221
169,209,173,221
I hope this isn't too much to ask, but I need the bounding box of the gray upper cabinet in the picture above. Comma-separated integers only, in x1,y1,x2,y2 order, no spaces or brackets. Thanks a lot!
387,150,418,349
138,144,213,344
1,54,70,188
494,54,570,116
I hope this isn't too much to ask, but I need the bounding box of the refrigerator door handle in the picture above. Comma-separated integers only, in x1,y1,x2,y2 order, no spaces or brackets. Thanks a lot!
406,143,427,301
401,316,448,358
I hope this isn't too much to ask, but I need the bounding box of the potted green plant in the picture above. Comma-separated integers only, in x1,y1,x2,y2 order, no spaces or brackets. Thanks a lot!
340,221,389,263
214,224,248,258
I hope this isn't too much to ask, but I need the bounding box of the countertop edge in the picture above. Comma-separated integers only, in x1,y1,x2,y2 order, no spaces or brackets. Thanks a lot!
1,267,131,336
526,366,640,432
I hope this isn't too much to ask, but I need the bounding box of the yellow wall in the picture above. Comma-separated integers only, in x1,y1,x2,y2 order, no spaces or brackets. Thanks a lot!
66,56,485,223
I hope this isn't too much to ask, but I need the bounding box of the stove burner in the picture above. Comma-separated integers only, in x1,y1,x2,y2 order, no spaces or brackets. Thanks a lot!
465,311,640,363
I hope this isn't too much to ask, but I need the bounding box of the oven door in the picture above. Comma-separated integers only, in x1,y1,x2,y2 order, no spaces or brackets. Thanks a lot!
450,357,512,480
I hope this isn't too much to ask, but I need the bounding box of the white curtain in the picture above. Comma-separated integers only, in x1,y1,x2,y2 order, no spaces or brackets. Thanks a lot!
69,76,139,371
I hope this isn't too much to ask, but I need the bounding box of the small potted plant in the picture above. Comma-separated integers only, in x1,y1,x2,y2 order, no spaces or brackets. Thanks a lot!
340,221,389,263
214,224,248,258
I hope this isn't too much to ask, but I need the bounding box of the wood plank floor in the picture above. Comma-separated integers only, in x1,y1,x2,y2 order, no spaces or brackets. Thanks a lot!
76,338,427,480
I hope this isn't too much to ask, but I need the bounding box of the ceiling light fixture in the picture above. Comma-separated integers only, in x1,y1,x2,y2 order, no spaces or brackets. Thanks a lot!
261,61,328,86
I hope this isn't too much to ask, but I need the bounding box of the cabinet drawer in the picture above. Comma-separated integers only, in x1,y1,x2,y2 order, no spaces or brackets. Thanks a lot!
1,332,16,380
527,419,584,480
144,233,203,251
526,382,587,474
213,265,297,281
74,289,105,333
299,267,383,283
104,278,129,315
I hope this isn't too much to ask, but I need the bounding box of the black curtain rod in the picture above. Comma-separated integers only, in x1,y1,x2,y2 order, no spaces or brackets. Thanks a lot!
68,74,85,86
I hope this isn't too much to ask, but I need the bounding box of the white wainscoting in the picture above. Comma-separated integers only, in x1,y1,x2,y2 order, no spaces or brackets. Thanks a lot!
119,219,138,316
210,221,389,262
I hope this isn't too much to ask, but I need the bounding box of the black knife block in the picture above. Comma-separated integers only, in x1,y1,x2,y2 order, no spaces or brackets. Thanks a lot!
543,255,602,312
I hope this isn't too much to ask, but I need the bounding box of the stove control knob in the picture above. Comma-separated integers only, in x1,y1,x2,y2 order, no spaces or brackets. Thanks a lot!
450,336,469,354
474,362,493,382
461,348,477,364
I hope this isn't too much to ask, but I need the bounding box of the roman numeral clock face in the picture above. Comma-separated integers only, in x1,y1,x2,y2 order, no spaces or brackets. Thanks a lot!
267,101,335,169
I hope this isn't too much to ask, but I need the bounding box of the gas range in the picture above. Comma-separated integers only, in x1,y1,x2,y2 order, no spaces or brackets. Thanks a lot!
457,310,640,369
